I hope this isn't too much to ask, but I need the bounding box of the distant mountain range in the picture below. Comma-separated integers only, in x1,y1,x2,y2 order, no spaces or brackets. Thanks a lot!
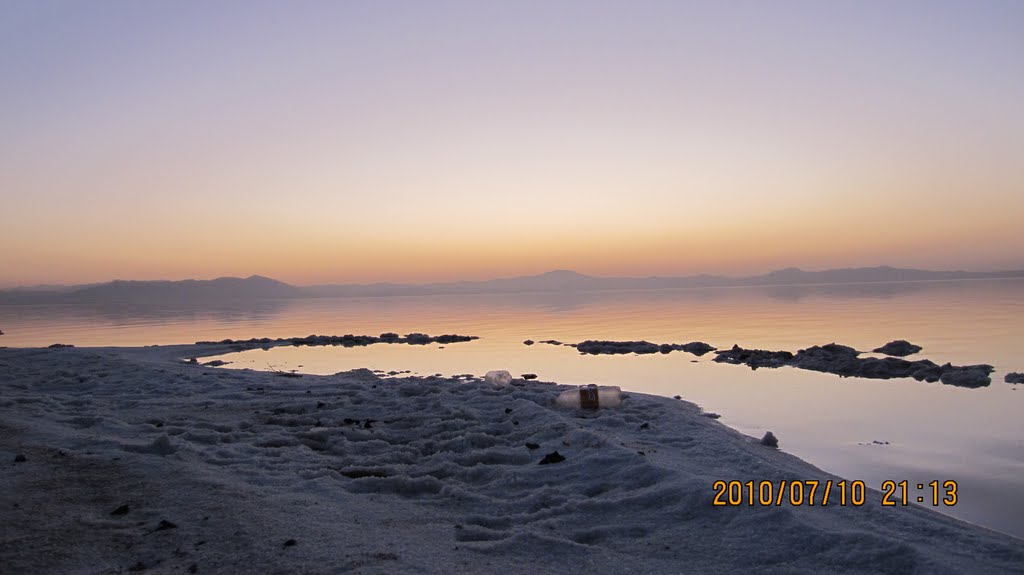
0,275,299,304
1,267,1023,304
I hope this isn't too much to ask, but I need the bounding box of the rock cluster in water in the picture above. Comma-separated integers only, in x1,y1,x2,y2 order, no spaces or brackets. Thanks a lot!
571,340,717,356
553,337,996,388
1005,373,1024,384
195,333,478,348
713,343,994,388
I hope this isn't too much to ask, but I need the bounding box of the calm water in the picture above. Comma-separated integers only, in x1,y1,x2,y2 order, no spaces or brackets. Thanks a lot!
2,279,1023,538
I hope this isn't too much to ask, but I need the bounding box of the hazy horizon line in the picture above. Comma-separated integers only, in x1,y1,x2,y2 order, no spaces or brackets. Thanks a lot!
5,263,1024,291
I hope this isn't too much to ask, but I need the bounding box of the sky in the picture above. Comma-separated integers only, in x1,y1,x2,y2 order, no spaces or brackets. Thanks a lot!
1,1,1023,287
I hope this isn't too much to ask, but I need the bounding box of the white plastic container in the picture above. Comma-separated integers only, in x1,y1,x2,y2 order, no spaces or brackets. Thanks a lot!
484,370,513,386
555,384,622,409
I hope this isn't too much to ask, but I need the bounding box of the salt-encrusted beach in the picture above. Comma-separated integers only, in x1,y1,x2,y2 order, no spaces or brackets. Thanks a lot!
2,345,1022,574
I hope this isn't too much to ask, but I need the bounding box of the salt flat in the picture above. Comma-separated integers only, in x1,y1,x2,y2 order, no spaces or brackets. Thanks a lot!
1,345,1021,574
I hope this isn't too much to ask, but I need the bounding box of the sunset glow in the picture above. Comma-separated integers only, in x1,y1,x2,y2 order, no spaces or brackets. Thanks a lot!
2,1,1022,287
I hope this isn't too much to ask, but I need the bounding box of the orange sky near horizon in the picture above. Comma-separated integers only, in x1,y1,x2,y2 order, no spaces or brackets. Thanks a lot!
2,2,1022,288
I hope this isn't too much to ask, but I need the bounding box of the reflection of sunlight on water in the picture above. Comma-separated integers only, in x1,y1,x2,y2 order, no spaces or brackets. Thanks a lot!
3,279,1024,537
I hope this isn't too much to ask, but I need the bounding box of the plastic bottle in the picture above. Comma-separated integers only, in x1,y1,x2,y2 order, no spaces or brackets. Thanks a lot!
484,370,513,386
555,384,622,409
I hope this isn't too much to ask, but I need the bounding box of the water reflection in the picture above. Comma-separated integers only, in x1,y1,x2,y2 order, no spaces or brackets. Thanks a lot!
2,279,1023,537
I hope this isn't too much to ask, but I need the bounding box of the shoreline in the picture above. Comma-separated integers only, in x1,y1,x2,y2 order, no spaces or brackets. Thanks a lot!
1,344,1022,573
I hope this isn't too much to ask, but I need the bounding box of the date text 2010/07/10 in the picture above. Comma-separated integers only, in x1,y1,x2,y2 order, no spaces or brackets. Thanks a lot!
712,479,958,507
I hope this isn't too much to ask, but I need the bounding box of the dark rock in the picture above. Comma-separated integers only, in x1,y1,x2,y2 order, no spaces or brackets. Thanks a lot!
521,373,537,380
283,539,297,548
760,431,779,448
539,451,566,465
873,340,923,357
791,344,861,375
702,413,721,419
523,340,535,346
47,343,74,348
111,504,130,516
714,345,794,369
939,365,993,388
577,340,661,355
525,443,540,450
404,333,432,345
433,334,478,344
679,341,716,356
202,359,229,367
14,454,26,463
639,422,650,430
186,357,198,364
673,395,682,400
195,332,478,348
1005,372,1024,384
341,469,388,479
156,519,178,531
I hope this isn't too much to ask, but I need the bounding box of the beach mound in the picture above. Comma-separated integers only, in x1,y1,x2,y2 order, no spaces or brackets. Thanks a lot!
1,346,1021,574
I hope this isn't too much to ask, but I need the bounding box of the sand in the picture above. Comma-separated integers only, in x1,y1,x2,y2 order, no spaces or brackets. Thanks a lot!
1,344,1022,574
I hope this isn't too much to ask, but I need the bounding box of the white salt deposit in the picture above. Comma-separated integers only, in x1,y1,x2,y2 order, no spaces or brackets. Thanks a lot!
0,344,1021,574
483,370,512,386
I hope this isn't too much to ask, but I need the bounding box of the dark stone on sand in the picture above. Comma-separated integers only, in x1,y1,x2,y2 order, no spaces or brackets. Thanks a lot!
760,431,779,448
539,451,566,465
525,442,540,450
156,519,178,531
283,539,297,548
703,413,721,419
521,373,537,380
202,359,229,367
673,395,682,400
873,340,923,357
1005,372,1024,384
47,343,74,348
111,504,130,516
341,468,389,479
14,454,26,463
523,340,534,346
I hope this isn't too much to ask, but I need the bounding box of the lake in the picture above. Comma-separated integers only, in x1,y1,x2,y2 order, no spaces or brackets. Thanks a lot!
2,278,1022,538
